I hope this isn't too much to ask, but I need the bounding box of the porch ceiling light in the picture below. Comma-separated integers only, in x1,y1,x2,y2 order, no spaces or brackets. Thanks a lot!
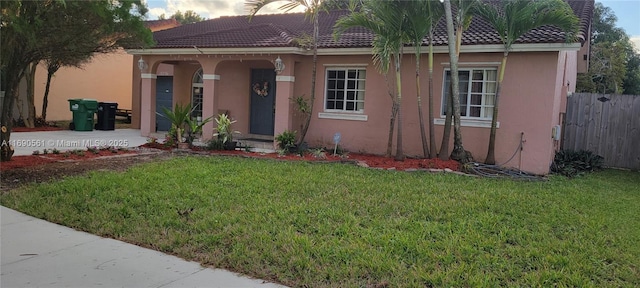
274,56,285,74
137,58,148,71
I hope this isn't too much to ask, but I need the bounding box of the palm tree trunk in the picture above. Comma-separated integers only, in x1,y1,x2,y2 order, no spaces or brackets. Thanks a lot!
416,53,428,158
485,52,508,165
394,52,404,161
444,0,467,162
439,77,453,160
427,30,437,159
387,101,398,157
298,13,319,146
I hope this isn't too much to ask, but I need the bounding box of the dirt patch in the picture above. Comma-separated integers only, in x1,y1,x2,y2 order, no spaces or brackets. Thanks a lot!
0,150,172,192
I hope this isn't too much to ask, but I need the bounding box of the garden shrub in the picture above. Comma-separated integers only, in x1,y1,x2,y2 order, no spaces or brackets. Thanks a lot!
551,149,604,177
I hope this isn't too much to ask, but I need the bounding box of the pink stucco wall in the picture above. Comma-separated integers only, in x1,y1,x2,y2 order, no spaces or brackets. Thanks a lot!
34,49,134,121
290,52,563,174
133,49,575,174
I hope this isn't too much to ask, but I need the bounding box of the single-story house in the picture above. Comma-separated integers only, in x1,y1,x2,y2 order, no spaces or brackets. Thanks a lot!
11,19,180,122
127,0,593,174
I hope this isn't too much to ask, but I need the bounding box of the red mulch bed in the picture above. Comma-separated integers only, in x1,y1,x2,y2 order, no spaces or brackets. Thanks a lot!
200,149,460,171
0,149,136,171
1,143,459,172
12,126,65,132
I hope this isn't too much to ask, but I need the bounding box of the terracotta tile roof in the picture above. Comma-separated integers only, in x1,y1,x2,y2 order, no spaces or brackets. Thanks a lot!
151,0,593,49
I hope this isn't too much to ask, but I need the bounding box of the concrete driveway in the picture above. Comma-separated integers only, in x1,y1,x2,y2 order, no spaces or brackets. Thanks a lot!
8,129,150,156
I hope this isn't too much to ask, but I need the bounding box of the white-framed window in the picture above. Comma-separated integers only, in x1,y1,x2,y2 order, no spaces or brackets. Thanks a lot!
442,68,497,120
191,68,203,118
324,68,366,112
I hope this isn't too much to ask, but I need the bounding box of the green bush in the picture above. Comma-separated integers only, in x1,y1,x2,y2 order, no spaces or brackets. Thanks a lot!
275,130,296,151
551,149,604,177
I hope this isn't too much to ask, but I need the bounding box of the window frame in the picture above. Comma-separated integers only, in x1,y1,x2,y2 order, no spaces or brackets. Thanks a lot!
440,67,498,122
323,67,367,114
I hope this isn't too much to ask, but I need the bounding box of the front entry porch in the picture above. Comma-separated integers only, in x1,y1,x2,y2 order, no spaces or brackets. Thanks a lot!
134,54,297,149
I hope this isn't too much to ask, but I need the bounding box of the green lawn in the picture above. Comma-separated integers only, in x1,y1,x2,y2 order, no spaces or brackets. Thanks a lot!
1,156,639,287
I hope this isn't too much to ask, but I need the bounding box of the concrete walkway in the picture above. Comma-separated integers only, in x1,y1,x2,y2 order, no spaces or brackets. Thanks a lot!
9,129,150,156
1,206,286,288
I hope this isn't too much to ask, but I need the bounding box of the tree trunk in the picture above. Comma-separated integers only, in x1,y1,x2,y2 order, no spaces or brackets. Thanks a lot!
297,14,319,146
394,52,405,161
42,63,60,121
438,84,453,160
485,53,508,165
1,70,24,161
24,63,37,128
416,53,428,158
444,0,467,162
427,30,437,159
386,101,398,157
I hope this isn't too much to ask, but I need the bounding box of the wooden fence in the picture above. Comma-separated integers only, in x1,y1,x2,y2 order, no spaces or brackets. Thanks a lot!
563,93,640,170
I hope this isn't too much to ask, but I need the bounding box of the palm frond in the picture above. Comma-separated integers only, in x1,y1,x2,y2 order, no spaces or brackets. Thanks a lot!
476,0,579,51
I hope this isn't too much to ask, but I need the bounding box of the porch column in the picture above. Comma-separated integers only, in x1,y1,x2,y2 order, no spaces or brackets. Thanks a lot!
201,74,220,140
140,73,157,136
274,75,295,141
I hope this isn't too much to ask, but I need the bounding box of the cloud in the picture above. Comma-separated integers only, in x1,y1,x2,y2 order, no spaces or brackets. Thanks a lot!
147,0,304,20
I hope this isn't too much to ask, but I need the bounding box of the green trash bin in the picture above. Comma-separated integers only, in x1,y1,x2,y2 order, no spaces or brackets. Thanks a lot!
68,99,98,131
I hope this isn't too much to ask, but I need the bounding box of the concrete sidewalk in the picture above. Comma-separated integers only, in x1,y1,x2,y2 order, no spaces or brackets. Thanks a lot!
1,206,287,288
9,129,149,156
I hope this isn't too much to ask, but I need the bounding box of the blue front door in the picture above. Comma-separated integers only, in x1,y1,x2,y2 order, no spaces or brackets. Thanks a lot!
156,76,173,131
250,69,276,135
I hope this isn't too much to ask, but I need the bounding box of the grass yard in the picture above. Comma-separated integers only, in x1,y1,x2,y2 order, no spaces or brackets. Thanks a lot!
1,156,639,287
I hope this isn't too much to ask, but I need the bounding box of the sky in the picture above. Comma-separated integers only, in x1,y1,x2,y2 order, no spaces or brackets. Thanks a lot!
143,0,640,49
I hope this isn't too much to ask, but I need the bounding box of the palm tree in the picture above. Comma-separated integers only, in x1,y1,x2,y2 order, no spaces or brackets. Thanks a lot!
442,0,468,162
438,0,478,161
334,0,408,160
475,0,578,164
246,0,324,146
425,1,444,159
404,0,443,159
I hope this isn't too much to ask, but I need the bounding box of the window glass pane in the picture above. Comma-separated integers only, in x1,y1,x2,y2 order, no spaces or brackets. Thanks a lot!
484,94,495,105
472,70,483,81
460,105,467,116
460,94,468,105
337,70,345,79
486,70,497,81
328,70,336,78
484,107,493,117
357,80,366,90
486,81,496,93
470,107,481,117
359,70,366,79
346,102,355,111
328,80,336,89
336,90,344,100
471,82,483,93
471,94,482,105
357,91,365,100
347,91,355,100
348,70,357,79
336,101,344,110
326,101,335,109
328,90,336,100
337,80,345,89
357,102,364,110
347,80,356,89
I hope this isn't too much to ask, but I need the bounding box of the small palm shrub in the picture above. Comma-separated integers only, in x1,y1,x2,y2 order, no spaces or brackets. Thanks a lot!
275,130,297,152
551,149,604,177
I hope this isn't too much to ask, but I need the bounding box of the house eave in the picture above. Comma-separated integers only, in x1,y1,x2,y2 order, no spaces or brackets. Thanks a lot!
127,42,581,56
